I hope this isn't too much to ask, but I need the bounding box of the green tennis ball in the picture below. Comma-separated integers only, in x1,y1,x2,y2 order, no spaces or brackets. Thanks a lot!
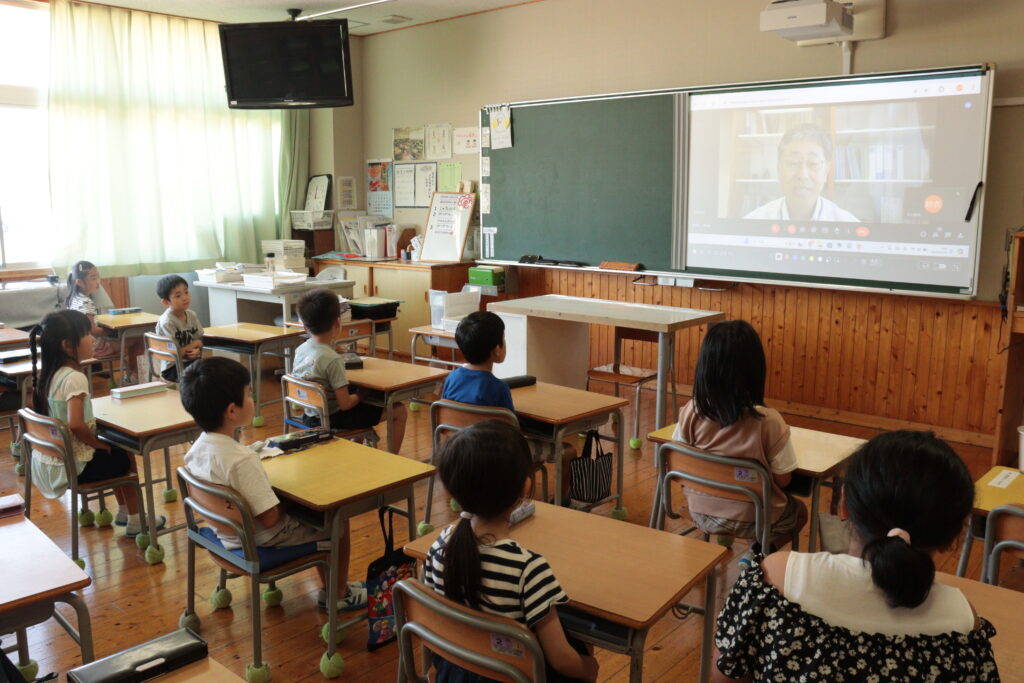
417,521,435,537
319,622,348,644
629,437,642,450
135,533,150,549
408,402,420,412
210,587,233,609
252,416,265,428
9,441,20,459
107,377,117,389
163,488,178,503
716,535,735,548
144,544,165,565
77,508,95,526
262,587,283,607
15,659,38,682
449,498,461,512
245,663,271,683
73,557,86,570
14,462,24,476
179,611,201,632
611,506,628,521
319,652,344,679
94,509,114,527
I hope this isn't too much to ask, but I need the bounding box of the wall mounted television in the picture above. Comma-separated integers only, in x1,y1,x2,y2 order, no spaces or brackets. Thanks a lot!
218,19,353,109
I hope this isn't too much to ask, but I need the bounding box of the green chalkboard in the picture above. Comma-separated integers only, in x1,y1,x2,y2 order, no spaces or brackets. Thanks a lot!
483,96,677,271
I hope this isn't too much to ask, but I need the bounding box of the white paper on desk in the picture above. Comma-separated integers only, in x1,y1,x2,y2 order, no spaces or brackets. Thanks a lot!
257,446,285,459
490,105,513,149
480,183,491,214
415,162,437,208
453,126,480,155
426,122,452,159
394,163,416,207
988,469,1021,488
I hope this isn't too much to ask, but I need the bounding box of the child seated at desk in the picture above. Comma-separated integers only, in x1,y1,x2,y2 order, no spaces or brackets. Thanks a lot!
441,311,575,502
424,421,598,683
154,275,203,383
712,430,999,682
180,356,367,611
66,260,142,382
292,287,406,454
671,320,807,550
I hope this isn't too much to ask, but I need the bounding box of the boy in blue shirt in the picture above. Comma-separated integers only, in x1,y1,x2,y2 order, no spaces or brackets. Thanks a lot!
441,311,575,501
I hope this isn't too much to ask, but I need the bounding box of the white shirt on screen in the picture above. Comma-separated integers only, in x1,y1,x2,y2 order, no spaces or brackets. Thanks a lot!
745,196,860,222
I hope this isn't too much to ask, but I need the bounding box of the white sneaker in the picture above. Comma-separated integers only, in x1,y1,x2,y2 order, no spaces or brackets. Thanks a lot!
317,582,367,612
125,515,166,537
114,509,128,526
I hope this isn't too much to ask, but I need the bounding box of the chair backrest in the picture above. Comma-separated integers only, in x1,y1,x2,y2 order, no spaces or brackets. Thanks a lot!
983,503,1024,584
333,320,374,353
176,466,261,571
393,579,545,683
430,399,519,451
143,332,183,381
612,326,658,367
18,407,77,481
281,373,328,426
658,440,774,548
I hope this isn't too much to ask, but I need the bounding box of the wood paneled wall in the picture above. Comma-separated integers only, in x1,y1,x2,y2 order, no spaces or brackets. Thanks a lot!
101,276,130,309
517,268,1005,447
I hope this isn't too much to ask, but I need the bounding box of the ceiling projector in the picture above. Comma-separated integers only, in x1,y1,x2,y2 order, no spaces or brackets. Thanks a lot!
760,0,853,41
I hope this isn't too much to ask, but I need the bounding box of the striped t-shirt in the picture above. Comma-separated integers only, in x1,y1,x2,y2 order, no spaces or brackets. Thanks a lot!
423,525,568,628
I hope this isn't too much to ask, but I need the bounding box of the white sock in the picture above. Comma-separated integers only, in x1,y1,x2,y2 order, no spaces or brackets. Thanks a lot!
127,513,140,525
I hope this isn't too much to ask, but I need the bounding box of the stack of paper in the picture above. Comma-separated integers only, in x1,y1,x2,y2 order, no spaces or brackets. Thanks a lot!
111,381,170,399
242,271,309,291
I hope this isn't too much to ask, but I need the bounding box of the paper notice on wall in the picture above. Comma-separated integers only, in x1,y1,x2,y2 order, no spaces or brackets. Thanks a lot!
453,126,480,155
481,226,497,259
337,176,357,209
481,156,491,177
490,105,512,149
414,162,438,207
426,122,452,159
393,126,425,161
480,182,491,214
438,162,462,192
394,163,416,207
366,159,393,218
481,125,490,149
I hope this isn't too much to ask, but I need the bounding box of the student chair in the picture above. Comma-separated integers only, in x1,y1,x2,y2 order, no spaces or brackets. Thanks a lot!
420,400,548,535
586,327,678,450
332,320,375,355
651,440,799,552
280,373,380,448
981,503,1024,585
18,407,149,568
176,466,331,683
393,579,547,683
143,332,185,383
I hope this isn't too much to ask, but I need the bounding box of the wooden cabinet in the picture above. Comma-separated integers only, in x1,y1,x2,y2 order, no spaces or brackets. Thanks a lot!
314,259,473,359
992,233,1024,467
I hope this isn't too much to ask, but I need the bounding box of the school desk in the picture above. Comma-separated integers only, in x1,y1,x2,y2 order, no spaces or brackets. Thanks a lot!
511,382,628,509
408,325,460,369
405,502,727,683
489,295,724,431
0,327,30,350
0,358,36,436
346,357,449,453
284,316,398,360
936,572,1023,676
0,516,94,673
956,466,1024,577
96,312,161,386
93,389,201,564
647,424,865,551
194,279,354,327
202,324,305,427
262,438,434,659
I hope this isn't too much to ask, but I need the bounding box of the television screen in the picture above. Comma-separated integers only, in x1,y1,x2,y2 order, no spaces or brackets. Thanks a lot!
218,19,353,109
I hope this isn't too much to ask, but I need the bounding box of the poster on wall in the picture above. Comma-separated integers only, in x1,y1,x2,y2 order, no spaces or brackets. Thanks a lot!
366,159,393,218
337,176,357,210
426,123,453,159
453,126,480,155
393,126,425,161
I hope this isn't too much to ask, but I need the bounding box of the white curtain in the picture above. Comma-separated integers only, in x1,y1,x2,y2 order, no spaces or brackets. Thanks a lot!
48,0,281,276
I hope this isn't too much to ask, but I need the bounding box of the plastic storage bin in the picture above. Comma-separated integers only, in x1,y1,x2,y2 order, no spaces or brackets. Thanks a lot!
290,210,334,231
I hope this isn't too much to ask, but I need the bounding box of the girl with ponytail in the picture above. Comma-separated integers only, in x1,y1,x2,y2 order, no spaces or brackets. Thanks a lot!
711,430,999,682
422,421,598,682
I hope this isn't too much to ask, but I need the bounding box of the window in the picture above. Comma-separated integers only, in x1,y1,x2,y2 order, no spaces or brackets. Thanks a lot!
0,0,52,268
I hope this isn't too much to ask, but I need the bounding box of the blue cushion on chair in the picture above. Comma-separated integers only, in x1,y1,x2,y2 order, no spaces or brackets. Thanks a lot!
197,526,318,572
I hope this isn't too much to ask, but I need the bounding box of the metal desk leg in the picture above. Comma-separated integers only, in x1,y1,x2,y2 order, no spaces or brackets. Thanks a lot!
53,591,94,663
956,518,975,577
116,329,127,386
698,567,718,683
807,479,822,553
409,333,419,365
649,444,665,529
552,426,566,507
140,446,163,563
387,324,394,361
250,343,262,424
384,392,396,453
325,509,342,658
655,332,671,430
627,628,648,683
406,488,416,541
614,408,624,509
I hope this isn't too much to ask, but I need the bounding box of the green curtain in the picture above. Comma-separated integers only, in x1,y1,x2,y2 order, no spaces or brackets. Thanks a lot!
277,109,311,239
48,0,280,276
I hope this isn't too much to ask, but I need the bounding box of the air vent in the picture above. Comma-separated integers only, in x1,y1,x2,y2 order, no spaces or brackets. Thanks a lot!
346,20,369,28
378,14,412,24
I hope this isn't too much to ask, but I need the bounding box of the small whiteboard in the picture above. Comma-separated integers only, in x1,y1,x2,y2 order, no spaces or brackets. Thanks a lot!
419,192,475,262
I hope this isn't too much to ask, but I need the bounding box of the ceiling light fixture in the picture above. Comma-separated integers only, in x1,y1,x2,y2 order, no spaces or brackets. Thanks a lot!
292,0,396,22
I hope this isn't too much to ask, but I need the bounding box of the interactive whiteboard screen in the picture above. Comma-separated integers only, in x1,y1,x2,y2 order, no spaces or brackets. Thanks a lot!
683,67,992,293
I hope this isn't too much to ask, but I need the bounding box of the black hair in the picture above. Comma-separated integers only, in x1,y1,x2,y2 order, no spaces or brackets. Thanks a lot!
778,122,834,162
454,311,504,365
30,309,92,416
179,357,251,432
692,320,766,427
156,274,188,301
437,420,534,610
844,430,974,609
297,287,341,335
65,260,96,308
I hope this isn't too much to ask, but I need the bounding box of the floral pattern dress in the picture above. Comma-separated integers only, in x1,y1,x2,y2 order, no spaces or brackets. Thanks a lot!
715,558,1000,682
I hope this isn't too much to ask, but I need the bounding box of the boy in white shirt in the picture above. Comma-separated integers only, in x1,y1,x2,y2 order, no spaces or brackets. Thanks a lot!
180,356,366,611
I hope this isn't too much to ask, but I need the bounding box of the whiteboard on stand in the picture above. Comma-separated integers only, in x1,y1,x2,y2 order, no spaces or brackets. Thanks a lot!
419,192,475,262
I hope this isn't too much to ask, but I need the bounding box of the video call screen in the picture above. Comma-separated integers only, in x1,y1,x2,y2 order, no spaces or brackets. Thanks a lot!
683,69,991,291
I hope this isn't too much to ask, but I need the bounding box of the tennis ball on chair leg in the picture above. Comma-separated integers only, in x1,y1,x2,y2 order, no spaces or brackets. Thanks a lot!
320,623,348,644
320,652,344,678
135,533,150,549
14,462,24,476
252,416,264,428
417,521,435,536
15,659,38,682
163,488,178,503
245,663,271,683
95,509,114,527
611,506,628,521
179,611,201,631
144,544,165,564
629,437,642,450
449,498,461,512
77,508,95,526
408,402,420,412
73,557,85,570
262,587,283,607
210,587,233,609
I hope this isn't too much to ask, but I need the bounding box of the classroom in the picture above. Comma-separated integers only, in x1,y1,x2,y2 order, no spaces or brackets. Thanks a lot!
1,0,1023,681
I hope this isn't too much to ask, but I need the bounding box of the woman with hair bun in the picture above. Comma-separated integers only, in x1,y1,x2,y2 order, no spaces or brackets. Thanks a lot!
711,430,999,682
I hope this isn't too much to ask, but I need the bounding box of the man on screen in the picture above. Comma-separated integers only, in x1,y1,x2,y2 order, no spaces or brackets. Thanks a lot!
745,123,859,222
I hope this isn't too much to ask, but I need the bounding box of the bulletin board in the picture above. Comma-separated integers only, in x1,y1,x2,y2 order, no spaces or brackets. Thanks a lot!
419,192,475,262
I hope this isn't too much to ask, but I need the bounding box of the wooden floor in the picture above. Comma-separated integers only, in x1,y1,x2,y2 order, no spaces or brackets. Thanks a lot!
0,368,1019,682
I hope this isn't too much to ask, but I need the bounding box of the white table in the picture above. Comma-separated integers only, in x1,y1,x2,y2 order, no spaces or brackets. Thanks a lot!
194,279,354,326
488,295,724,430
